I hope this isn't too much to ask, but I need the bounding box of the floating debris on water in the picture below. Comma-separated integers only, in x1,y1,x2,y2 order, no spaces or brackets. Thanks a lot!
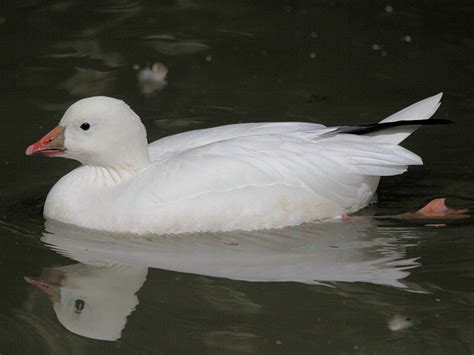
310,31,318,38
403,35,412,43
310,52,316,59
388,314,414,331
205,55,212,62
385,5,393,13
132,64,140,70
137,62,168,95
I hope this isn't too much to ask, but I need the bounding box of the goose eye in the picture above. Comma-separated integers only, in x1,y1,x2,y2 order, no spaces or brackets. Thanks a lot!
74,299,85,313
80,122,91,131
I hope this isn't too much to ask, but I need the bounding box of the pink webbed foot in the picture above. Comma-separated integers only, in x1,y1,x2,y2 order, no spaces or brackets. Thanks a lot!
401,198,469,219
342,198,469,222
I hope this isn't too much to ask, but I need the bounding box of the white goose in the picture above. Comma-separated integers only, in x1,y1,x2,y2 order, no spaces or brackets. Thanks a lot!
26,93,444,234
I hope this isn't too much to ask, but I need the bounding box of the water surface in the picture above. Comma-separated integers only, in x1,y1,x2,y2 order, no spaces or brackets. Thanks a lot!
1,1,474,354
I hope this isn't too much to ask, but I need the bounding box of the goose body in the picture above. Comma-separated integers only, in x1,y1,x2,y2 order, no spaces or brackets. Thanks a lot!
27,93,443,234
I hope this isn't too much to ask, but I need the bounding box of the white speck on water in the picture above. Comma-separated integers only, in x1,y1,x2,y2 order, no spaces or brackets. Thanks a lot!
385,5,393,13
205,55,212,62
388,314,413,331
132,64,140,70
403,35,412,43
354,345,359,350
372,43,381,50
435,298,441,302
381,50,387,56
311,31,318,38
310,52,316,59
276,340,282,345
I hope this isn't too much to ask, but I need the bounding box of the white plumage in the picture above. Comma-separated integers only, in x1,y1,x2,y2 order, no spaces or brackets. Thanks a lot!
27,93,443,234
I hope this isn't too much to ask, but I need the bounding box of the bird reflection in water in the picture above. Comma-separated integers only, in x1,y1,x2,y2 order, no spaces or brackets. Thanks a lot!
25,263,147,341
136,62,168,95
25,218,420,341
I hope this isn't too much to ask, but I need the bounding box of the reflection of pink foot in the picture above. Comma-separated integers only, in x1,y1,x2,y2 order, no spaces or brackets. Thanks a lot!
401,198,469,218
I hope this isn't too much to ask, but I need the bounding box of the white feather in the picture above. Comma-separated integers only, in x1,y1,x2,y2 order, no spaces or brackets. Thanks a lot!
368,92,443,144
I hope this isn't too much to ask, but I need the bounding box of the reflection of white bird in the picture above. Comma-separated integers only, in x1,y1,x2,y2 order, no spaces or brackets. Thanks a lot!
26,93,445,234
42,220,419,288
29,219,419,340
26,263,147,341
137,62,168,95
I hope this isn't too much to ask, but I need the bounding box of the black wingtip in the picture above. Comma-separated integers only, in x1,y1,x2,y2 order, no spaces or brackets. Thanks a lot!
336,118,453,135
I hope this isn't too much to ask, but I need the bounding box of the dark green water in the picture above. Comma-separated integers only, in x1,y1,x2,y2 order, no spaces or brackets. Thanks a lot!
1,1,474,354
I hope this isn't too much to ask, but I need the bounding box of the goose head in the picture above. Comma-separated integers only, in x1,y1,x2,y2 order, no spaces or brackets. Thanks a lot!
26,97,151,170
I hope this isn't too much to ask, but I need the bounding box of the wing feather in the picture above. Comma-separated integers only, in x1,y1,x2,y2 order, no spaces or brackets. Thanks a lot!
141,132,421,209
